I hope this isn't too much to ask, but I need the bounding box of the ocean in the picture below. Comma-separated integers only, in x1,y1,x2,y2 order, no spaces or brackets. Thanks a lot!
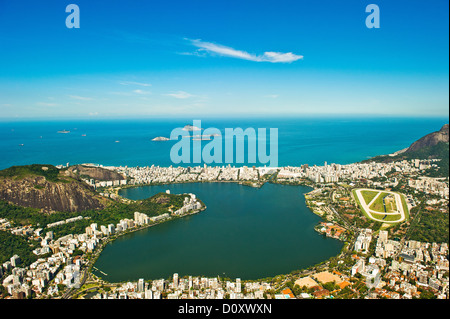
0,116,447,169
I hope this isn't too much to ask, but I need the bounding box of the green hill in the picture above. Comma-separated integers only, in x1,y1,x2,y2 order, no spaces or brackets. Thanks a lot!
0,164,107,212
363,124,449,178
0,164,63,182
364,142,449,177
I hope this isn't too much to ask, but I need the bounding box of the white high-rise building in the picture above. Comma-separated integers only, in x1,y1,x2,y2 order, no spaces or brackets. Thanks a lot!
144,289,153,299
236,278,241,293
173,273,179,289
100,225,108,236
10,255,20,267
138,278,145,292
379,230,388,245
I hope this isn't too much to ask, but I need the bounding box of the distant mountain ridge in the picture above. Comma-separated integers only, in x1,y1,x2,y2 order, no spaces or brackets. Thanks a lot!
363,123,449,177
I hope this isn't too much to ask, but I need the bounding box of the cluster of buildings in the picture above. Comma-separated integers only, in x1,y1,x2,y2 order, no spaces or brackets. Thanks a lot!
90,274,274,299
117,165,182,184
408,177,449,198
238,166,259,181
276,166,303,181
197,166,221,181
110,164,263,185
351,256,382,289
293,270,353,299
216,166,240,181
354,229,373,254
275,159,444,189
91,160,448,202
375,230,402,259
172,193,202,216
85,179,127,189
46,216,85,229
0,195,203,299
316,222,347,240
351,230,449,299
1,229,86,298
0,218,11,230
7,225,36,237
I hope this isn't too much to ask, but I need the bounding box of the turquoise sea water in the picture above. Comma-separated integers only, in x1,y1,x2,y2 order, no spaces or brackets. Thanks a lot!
0,117,447,169
94,182,343,281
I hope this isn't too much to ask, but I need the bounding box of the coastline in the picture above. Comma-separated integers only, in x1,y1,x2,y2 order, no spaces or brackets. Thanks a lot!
80,203,208,290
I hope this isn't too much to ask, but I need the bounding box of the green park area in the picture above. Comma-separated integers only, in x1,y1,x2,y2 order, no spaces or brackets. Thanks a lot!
360,190,379,204
368,192,397,213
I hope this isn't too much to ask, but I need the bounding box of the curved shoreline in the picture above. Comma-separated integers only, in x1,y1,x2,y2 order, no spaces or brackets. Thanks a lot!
87,205,207,283
91,182,343,284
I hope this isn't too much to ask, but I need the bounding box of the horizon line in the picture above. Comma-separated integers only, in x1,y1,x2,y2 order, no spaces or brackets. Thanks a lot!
0,113,448,122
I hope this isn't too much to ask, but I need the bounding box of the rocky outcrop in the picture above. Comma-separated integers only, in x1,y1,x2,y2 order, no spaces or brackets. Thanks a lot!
406,124,449,153
65,165,125,181
0,175,106,213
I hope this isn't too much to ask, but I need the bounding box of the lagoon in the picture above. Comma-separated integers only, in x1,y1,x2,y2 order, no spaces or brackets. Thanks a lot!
93,182,343,282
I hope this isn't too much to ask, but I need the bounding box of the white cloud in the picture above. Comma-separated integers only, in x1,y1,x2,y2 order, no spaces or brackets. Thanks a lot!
120,81,152,87
37,102,58,107
108,90,151,96
264,94,279,98
109,91,132,96
164,91,195,99
68,95,93,101
188,39,303,63
261,52,303,63
133,89,151,95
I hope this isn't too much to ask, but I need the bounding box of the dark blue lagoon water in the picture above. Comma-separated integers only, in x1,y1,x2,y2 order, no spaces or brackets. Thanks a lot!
0,117,447,169
93,182,343,281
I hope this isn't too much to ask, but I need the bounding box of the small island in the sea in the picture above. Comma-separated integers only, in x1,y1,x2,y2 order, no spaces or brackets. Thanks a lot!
182,125,202,131
192,136,211,141
152,136,170,141
182,134,222,140
191,134,222,140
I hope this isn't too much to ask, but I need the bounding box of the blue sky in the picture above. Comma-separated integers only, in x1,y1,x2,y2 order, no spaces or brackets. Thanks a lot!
0,0,448,119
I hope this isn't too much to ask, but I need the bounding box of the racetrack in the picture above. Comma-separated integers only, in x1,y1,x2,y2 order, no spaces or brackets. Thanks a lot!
354,188,407,223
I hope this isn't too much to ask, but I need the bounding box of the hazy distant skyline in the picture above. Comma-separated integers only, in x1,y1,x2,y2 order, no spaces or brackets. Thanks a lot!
0,0,448,119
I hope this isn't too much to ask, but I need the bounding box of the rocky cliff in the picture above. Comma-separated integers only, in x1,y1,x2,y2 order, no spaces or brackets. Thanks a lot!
65,165,125,181
0,165,107,212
